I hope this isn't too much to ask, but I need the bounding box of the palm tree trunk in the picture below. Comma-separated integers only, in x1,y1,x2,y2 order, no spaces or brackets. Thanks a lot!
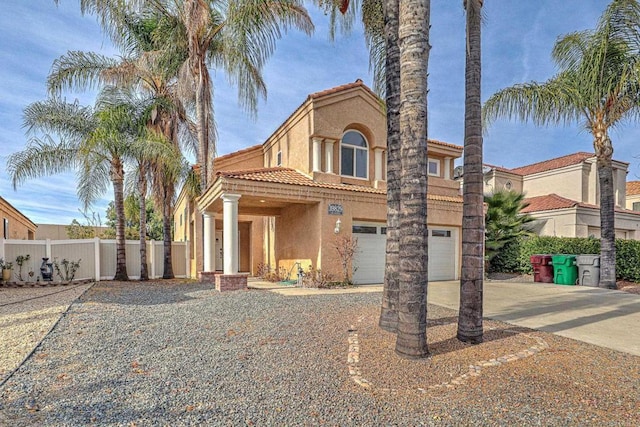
196,60,209,189
139,165,149,281
379,0,401,334
112,159,129,281
162,182,175,279
595,131,616,289
457,0,484,344
395,0,430,359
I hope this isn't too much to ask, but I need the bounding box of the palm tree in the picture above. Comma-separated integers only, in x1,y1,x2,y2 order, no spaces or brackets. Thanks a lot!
48,11,195,279
394,0,430,359
8,91,145,280
484,190,534,264
457,0,484,344
484,0,640,289
125,0,314,189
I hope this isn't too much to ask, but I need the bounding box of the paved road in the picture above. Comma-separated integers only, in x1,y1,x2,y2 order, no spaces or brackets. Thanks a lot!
428,281,640,356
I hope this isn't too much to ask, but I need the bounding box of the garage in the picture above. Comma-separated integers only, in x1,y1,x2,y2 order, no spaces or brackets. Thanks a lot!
351,222,458,284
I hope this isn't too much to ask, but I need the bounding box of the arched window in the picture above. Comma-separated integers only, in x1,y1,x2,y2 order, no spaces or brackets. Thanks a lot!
340,130,368,178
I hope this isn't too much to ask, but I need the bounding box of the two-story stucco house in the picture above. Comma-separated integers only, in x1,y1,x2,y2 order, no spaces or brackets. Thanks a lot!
174,80,464,287
480,152,640,239
626,181,640,212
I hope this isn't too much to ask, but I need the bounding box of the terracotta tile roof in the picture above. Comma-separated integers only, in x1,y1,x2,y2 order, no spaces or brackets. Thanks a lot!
627,181,640,196
521,194,580,213
510,152,594,176
428,139,463,151
483,163,513,173
309,79,379,101
217,167,463,202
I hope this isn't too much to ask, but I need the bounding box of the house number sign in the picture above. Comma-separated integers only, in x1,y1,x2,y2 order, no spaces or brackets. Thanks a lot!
328,204,343,215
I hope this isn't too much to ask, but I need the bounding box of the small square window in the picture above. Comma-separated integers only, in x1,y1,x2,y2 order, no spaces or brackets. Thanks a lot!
633,202,640,212
428,159,440,177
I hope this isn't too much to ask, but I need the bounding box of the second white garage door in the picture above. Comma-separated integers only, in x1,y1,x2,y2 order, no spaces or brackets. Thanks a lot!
351,222,458,284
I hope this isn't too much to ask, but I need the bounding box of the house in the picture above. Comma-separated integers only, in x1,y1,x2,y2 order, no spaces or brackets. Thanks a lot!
626,181,640,211
0,196,37,240
174,80,464,287
480,152,640,239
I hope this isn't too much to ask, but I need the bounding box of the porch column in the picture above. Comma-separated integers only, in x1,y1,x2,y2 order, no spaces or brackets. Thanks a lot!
374,148,384,181
312,137,322,172
222,194,241,274
325,140,334,173
203,213,215,272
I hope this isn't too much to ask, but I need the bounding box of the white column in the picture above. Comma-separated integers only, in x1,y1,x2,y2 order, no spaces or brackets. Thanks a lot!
222,194,241,274
444,157,451,180
374,148,384,181
312,137,322,172
325,140,334,173
203,213,215,272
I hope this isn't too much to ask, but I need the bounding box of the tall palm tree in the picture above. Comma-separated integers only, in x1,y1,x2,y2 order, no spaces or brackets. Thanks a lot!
48,11,196,279
394,0,430,359
484,0,640,289
315,0,400,333
457,0,484,344
378,0,401,334
126,0,314,189
8,91,145,280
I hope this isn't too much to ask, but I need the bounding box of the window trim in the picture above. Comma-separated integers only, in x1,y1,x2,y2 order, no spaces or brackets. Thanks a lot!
276,151,282,166
340,130,369,180
427,158,440,177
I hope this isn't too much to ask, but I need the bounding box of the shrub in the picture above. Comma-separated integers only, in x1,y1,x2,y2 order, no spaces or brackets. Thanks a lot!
490,235,640,282
302,267,335,288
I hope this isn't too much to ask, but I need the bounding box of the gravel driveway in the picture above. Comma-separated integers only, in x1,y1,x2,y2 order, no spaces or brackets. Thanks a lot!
1,280,638,426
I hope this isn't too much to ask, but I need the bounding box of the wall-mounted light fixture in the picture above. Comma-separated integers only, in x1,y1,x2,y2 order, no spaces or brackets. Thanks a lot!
334,219,342,234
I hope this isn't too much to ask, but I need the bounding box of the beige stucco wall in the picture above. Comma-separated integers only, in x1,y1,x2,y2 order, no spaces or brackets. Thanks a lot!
275,203,321,276
0,197,36,240
35,224,108,240
529,208,640,240
626,193,640,210
522,165,587,200
215,146,263,172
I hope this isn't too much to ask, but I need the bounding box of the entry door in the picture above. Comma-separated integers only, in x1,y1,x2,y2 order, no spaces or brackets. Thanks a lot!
214,230,241,271
215,231,223,271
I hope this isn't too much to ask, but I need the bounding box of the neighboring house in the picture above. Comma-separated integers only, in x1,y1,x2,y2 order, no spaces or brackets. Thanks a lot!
35,224,109,240
479,152,640,239
0,196,37,240
626,181,640,212
175,80,464,285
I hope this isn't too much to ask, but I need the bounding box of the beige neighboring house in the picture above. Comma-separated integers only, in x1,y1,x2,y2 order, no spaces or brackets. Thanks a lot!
480,152,640,239
0,196,37,240
35,224,108,240
174,80,464,285
626,181,640,212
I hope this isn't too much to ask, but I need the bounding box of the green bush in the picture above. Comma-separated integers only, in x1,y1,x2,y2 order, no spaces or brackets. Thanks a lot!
490,235,640,282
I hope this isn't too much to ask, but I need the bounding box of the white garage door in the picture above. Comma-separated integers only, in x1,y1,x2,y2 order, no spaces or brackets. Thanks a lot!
351,222,457,284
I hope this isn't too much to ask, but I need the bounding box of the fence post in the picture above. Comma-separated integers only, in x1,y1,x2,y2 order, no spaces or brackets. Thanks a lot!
185,239,190,279
45,239,52,259
149,240,156,279
94,237,101,282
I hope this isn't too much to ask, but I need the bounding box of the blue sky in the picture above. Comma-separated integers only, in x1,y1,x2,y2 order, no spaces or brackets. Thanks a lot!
1,0,638,225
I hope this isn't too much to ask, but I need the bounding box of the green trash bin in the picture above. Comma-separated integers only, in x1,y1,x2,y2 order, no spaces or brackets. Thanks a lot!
551,254,578,285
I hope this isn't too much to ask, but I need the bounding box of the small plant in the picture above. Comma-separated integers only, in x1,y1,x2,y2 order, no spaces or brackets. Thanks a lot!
15,254,31,281
262,266,288,282
302,266,335,288
0,258,13,271
52,258,82,282
333,235,358,285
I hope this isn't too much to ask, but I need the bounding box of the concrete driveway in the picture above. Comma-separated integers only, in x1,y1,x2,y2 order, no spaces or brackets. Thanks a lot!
428,281,640,356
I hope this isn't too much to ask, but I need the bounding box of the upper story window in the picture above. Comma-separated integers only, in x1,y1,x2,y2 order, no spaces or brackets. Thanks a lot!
633,201,640,212
276,151,282,166
341,130,368,179
428,158,440,177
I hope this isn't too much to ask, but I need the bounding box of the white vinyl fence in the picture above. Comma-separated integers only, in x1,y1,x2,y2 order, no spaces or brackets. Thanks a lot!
0,238,188,281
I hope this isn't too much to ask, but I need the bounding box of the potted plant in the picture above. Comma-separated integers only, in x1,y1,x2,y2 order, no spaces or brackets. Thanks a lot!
1,258,13,282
